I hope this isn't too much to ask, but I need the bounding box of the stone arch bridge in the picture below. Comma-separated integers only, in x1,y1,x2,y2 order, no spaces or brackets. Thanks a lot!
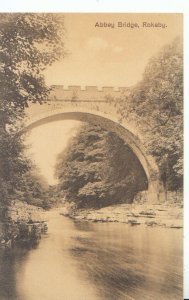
25,85,164,203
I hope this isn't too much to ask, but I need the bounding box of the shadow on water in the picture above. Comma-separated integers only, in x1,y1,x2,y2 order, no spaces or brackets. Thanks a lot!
0,248,19,300
0,241,40,300
70,220,182,300
70,221,145,300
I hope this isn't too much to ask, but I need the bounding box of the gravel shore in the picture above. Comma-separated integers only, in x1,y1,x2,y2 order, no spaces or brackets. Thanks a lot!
61,202,183,229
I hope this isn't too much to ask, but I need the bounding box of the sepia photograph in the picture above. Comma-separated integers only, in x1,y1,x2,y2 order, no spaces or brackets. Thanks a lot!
0,12,183,300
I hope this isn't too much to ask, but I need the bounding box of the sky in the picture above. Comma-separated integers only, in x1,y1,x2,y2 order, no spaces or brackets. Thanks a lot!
25,13,183,184
44,13,182,88
25,120,82,184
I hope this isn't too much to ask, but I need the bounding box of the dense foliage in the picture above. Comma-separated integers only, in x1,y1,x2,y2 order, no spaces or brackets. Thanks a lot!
55,124,148,209
117,37,183,192
15,168,50,209
0,14,65,207
0,13,65,122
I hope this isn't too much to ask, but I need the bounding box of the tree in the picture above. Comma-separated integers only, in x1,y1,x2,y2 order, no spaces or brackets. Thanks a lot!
55,124,147,209
117,37,183,192
0,13,65,123
0,131,31,205
0,14,65,206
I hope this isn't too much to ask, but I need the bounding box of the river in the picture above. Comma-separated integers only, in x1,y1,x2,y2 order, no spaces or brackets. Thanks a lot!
0,210,182,300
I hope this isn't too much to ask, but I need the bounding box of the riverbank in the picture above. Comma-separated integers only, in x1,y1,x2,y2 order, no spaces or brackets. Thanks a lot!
0,200,48,248
6,200,46,222
61,201,183,228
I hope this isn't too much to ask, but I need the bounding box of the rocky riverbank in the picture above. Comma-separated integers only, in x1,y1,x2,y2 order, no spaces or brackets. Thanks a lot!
60,202,183,229
0,200,48,248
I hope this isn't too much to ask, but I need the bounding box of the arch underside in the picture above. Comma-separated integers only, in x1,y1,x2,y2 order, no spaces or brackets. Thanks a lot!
24,111,164,202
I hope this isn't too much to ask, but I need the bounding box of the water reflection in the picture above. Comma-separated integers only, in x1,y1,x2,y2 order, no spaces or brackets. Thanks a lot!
72,220,182,300
0,211,183,300
0,249,18,300
0,247,30,300
15,212,100,300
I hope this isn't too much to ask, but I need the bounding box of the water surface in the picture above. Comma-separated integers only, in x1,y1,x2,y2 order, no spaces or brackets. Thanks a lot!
0,210,182,300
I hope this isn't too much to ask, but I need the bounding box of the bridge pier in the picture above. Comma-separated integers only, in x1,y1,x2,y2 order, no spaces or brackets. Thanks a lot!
147,179,166,203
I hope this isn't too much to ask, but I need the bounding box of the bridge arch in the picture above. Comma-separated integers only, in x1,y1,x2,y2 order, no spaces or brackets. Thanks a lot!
24,107,164,203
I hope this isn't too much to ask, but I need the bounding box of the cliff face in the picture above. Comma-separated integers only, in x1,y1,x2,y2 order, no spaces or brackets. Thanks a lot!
0,200,47,248
6,200,45,223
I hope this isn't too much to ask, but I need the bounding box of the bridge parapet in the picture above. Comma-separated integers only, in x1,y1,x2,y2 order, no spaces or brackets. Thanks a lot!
49,85,129,102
